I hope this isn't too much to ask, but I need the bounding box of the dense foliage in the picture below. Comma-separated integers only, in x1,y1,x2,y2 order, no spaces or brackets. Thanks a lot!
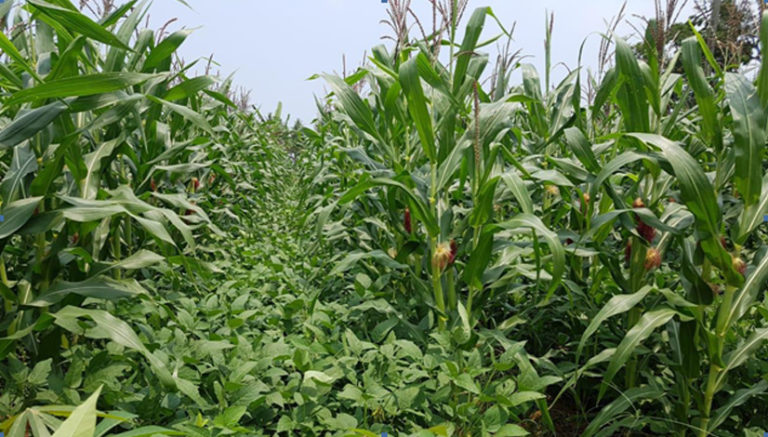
1,1,768,436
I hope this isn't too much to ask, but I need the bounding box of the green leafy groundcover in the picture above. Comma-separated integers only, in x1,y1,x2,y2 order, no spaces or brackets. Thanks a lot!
2,0,768,436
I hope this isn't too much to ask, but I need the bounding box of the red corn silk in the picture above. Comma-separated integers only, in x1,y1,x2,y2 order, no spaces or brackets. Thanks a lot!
633,198,656,242
449,239,458,265
625,240,632,264
404,208,412,233
637,222,656,243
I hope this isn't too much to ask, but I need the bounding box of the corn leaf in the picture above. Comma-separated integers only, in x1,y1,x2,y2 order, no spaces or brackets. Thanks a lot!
599,307,678,401
6,73,155,106
725,73,765,210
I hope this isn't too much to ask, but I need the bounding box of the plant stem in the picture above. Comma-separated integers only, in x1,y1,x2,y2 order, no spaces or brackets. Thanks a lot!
699,363,721,437
714,286,736,358
432,238,446,330
446,268,457,311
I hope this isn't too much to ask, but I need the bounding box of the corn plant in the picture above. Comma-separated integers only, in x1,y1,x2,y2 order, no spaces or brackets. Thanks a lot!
314,5,768,436
0,0,225,431
546,17,768,437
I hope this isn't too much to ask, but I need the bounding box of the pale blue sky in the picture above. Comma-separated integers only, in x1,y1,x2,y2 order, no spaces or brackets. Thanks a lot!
147,1,694,122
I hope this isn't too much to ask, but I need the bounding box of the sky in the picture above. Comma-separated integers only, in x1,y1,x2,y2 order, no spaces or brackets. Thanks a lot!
146,1,696,123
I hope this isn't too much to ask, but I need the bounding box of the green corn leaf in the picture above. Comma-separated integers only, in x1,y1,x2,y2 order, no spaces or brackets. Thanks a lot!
81,136,123,200
165,75,215,101
156,208,195,248
51,387,101,437
564,127,600,172
109,426,186,437
0,25,42,83
463,227,494,291
592,67,617,118
501,172,533,215
46,36,88,81
151,192,210,222
436,138,470,191
737,174,768,242
330,250,406,276
28,0,129,50
757,11,768,107
588,151,645,201
629,133,743,286
681,240,714,305
339,176,438,236
53,306,175,389
493,214,565,301
709,380,768,432
0,197,43,239
323,74,381,143
1,143,38,203
719,328,768,387
615,38,649,132
453,7,488,93
0,102,67,149
399,56,437,162
142,29,191,72
470,100,515,149
584,386,664,437
469,177,500,227
101,0,139,27
6,72,155,106
521,64,547,137
28,277,147,307
725,73,765,209
0,63,22,90
599,307,678,401
681,37,722,151
688,22,722,77
0,0,13,20
546,70,579,140
74,95,142,136
669,320,700,379
90,249,165,276
146,95,214,134
131,214,176,246
724,251,768,332
414,52,458,107
105,0,148,72
576,286,653,361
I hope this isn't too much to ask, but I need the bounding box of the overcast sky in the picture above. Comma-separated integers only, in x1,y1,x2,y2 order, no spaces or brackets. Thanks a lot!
146,1,696,122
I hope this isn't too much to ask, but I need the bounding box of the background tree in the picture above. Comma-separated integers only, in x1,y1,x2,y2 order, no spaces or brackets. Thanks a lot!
669,0,761,70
